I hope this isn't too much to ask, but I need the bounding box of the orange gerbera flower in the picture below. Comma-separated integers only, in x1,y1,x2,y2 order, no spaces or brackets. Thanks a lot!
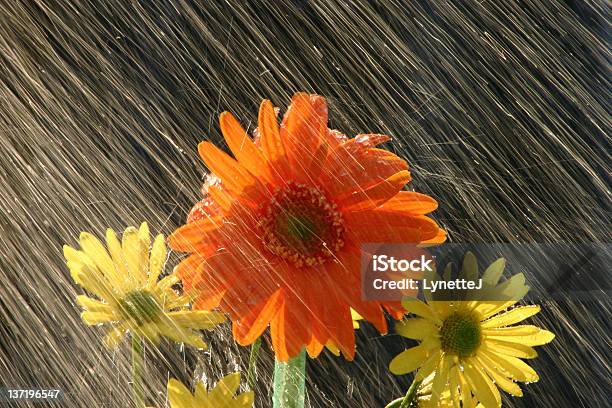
169,93,445,361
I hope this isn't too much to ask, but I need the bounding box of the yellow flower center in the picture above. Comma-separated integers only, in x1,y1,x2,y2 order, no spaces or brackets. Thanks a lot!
440,311,482,357
260,182,345,267
120,290,162,325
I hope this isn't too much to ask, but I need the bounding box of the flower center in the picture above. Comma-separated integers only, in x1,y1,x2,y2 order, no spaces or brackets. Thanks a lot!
440,311,482,357
119,290,161,325
260,182,345,267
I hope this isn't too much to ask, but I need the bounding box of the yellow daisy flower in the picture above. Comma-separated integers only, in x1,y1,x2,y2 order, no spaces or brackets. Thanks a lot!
168,373,254,408
64,222,225,348
389,254,555,408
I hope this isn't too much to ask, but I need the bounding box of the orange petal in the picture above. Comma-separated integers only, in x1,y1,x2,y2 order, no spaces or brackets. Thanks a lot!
322,250,389,334
220,111,272,183
187,196,223,223
280,93,328,181
325,128,349,147
207,185,233,212
376,191,438,215
174,253,227,310
193,290,226,310
320,137,407,197
198,141,267,206
270,283,313,361
420,228,447,245
195,251,243,292
351,300,387,334
305,139,330,182
215,256,281,319
306,335,325,358
258,100,288,174
168,216,224,252
232,289,283,345
315,260,357,360
329,303,356,360
337,170,411,211
383,302,407,320
345,210,441,243
270,298,290,361
351,134,391,147
304,269,335,347
173,253,207,288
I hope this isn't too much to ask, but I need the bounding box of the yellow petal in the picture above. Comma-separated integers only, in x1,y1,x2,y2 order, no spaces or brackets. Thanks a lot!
419,334,441,351
430,354,451,402
208,373,241,406
483,325,555,346
67,261,88,285
122,227,147,287
482,305,540,328
401,299,438,322
415,350,441,381
463,360,501,408
138,222,150,248
456,366,474,408
156,274,181,294
193,382,211,405
81,311,114,325
419,372,434,392
63,244,84,264
350,309,363,329
482,258,506,286
449,365,461,407
395,318,436,340
166,310,226,329
473,300,518,319
474,355,523,397
493,273,529,301
235,390,255,407
136,324,162,345
157,322,207,349
325,341,341,356
461,252,478,282
64,246,104,290
389,345,431,375
148,234,167,288
63,245,95,270
79,232,119,284
76,295,112,313
481,350,539,382
429,300,452,318
483,339,538,359
483,325,546,336
72,264,116,302
162,293,192,310
105,228,129,292
168,378,196,408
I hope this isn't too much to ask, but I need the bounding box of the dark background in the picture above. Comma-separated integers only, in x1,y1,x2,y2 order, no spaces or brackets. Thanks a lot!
0,1,610,406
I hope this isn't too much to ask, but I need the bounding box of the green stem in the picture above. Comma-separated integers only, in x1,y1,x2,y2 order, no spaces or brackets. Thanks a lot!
247,337,262,390
131,334,145,408
272,349,306,408
399,377,421,408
